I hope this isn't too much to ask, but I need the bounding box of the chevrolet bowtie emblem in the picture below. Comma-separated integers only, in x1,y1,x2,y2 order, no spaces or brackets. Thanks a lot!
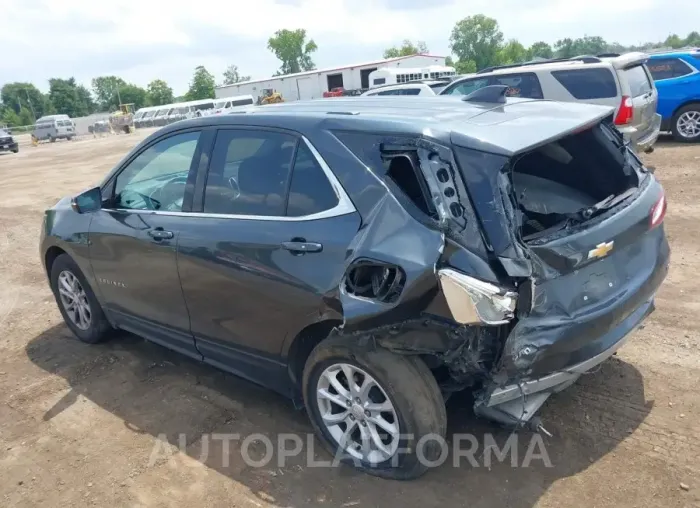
588,241,614,260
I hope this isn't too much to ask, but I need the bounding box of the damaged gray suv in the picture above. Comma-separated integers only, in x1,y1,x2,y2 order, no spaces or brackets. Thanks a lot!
41,87,670,479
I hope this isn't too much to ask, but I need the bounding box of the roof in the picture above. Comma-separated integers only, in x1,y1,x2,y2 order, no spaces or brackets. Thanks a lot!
159,96,614,156
215,54,447,89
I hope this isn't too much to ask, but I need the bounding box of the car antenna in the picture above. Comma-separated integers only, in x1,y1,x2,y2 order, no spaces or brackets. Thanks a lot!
462,85,509,104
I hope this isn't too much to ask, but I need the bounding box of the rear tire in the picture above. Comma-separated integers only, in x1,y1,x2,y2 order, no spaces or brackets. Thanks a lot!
671,104,700,142
11,148,18,153
303,335,446,480
49,136,56,143
49,254,112,344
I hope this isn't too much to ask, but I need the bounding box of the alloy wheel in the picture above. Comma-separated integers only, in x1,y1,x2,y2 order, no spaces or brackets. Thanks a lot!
316,363,400,464
677,110,700,139
57,270,92,330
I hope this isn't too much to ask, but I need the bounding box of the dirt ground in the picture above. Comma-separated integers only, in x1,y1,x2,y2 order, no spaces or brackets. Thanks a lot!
0,131,698,508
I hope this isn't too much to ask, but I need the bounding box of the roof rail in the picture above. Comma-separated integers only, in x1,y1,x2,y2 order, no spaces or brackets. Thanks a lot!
597,52,621,58
476,55,603,74
647,46,700,55
461,85,508,104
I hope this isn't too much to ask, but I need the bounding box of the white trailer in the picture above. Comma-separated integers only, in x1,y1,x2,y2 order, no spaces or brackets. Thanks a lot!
215,54,448,102
368,66,456,88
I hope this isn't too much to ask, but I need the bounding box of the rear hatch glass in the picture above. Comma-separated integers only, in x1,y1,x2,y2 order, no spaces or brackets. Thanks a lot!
621,64,657,132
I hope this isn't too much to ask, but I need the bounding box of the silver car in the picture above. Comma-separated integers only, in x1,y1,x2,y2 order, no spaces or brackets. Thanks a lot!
440,53,661,153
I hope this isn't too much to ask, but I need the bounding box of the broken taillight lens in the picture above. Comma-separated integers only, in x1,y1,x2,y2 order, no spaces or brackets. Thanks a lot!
614,96,634,125
650,191,667,229
437,269,517,325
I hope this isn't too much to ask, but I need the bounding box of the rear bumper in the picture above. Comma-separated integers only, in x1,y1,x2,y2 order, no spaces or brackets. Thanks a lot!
620,113,662,152
485,297,653,409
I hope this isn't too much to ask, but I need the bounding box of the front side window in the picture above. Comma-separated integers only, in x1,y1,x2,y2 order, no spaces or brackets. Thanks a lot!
441,78,490,96
492,73,544,99
648,58,694,80
113,131,200,212
203,130,296,216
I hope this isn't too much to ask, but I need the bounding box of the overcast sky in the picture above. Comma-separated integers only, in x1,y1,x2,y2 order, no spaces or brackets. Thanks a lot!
2,0,698,95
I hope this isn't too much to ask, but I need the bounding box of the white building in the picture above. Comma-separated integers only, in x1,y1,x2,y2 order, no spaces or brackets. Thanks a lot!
215,54,448,102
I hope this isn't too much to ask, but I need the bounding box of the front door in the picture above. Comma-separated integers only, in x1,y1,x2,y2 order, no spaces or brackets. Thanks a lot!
176,127,360,389
89,129,204,358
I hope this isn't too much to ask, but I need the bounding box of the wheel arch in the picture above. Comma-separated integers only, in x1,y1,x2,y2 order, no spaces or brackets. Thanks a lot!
286,319,343,389
672,99,700,119
44,245,67,278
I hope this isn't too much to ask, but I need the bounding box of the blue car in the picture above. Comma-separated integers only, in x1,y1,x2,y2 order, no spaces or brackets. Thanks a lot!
647,49,700,142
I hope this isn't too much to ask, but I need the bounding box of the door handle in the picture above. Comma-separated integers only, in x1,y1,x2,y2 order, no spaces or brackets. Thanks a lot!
148,228,174,240
281,239,323,254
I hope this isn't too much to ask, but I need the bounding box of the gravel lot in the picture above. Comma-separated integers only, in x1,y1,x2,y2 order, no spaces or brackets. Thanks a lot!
0,132,698,507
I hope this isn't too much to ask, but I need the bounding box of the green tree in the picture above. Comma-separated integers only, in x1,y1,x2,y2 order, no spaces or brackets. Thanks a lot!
445,56,455,67
449,15,504,71
1,108,21,127
555,36,607,58
498,39,528,65
528,41,553,60
685,31,700,46
91,76,126,111
383,40,428,58
117,84,148,109
455,60,477,74
18,108,33,126
554,38,576,58
48,78,95,117
146,79,174,106
185,66,216,100
267,28,318,75
1,82,47,119
222,65,251,85
664,34,685,49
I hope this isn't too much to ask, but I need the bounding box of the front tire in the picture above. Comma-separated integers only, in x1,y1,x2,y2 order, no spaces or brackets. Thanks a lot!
303,335,446,480
49,254,111,343
671,104,700,142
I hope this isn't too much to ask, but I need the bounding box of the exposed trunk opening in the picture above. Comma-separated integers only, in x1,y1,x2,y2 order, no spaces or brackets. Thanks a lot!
511,124,640,240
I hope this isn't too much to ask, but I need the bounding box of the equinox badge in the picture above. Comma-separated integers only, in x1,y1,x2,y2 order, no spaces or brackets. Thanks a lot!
588,241,614,260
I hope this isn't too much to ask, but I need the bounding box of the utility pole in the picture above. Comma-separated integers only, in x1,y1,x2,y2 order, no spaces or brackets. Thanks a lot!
114,84,122,108
25,90,37,122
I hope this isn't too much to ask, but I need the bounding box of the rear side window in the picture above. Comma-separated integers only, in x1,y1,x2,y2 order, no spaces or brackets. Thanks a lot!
373,78,386,85
286,143,339,216
204,130,296,216
648,58,695,80
623,65,653,97
551,68,618,99
492,73,543,99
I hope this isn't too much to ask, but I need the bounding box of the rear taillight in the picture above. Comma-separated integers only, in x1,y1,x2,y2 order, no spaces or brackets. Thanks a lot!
650,191,667,229
614,95,634,125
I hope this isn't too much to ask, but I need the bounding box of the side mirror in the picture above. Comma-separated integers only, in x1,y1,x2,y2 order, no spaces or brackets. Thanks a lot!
71,186,102,214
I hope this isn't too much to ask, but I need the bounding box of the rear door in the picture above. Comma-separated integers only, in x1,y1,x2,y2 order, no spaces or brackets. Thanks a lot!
620,64,658,135
176,127,360,389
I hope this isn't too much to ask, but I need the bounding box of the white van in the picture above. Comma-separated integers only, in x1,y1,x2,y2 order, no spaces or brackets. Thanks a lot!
33,114,75,142
210,95,255,115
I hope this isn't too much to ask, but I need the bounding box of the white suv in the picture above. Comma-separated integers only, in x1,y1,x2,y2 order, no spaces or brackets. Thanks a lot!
361,80,451,97
439,53,661,152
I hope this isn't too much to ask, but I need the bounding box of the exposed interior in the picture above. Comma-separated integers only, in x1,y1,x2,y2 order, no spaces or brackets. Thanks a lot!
511,123,640,239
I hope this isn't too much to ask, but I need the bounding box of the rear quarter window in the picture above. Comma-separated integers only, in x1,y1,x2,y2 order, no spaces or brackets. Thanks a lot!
623,65,653,97
648,58,695,80
551,68,618,99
